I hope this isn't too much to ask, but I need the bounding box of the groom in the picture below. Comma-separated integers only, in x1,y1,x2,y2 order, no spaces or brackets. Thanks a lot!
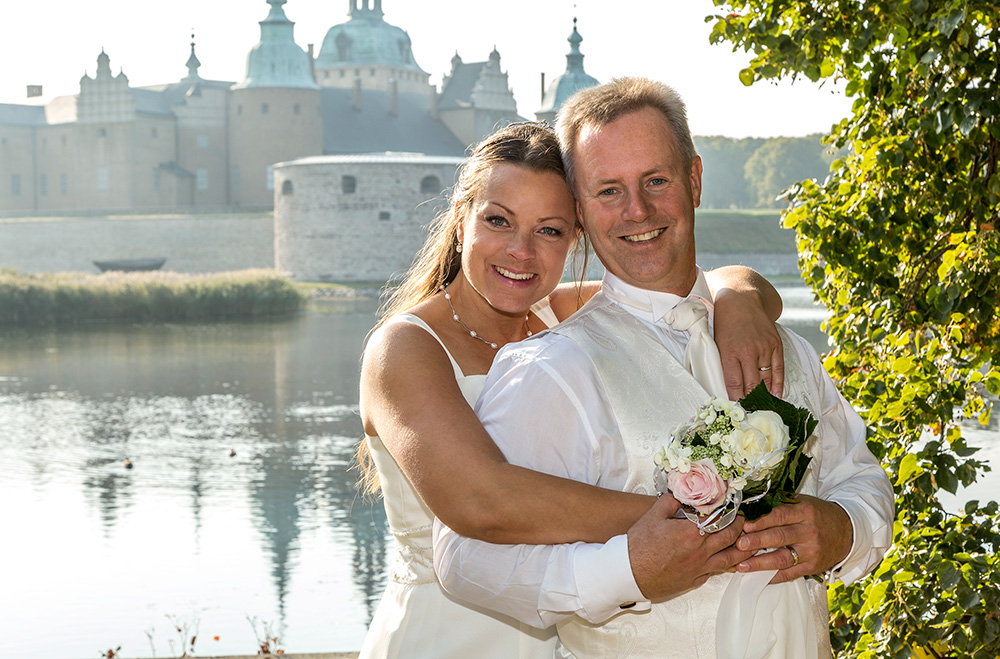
433,77,894,657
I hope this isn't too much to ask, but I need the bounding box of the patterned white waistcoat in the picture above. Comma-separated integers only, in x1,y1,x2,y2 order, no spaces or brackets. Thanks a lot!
550,297,832,659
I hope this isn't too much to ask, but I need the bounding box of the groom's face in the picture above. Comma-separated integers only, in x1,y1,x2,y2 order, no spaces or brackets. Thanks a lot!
571,107,702,295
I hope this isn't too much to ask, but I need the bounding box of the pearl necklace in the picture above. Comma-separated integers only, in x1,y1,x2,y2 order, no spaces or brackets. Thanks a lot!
441,285,531,350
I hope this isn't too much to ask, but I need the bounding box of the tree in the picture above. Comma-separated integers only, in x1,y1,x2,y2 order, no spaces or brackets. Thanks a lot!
710,1,1000,657
696,135,765,208
743,135,840,208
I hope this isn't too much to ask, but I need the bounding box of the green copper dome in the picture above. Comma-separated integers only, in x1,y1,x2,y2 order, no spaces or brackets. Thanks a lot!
235,0,319,90
537,19,599,116
315,0,425,72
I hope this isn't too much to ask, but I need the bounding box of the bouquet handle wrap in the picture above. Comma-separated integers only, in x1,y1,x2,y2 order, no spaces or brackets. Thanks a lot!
716,570,818,659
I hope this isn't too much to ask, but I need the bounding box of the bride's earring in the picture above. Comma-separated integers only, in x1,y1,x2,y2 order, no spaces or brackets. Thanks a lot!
456,242,463,253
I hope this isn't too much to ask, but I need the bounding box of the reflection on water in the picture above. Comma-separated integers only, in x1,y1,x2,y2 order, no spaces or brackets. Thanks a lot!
0,289,996,658
0,299,387,657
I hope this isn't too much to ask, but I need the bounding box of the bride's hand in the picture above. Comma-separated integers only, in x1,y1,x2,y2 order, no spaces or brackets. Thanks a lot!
713,286,785,400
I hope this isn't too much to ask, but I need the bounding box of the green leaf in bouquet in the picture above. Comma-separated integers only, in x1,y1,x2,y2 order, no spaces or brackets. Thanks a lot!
739,381,819,444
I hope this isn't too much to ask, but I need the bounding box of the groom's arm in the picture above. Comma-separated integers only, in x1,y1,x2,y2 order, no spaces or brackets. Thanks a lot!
737,330,895,583
433,335,648,627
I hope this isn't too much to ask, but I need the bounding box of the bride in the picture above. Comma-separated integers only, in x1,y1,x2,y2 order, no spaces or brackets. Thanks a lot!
357,122,785,658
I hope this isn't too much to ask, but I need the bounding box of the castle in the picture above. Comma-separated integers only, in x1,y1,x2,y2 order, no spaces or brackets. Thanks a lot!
0,0,599,216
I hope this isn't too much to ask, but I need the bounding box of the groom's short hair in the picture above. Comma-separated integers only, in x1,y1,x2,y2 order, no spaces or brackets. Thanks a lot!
555,77,698,190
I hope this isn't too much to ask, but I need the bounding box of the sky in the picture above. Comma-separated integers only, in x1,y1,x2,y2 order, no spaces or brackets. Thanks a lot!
0,0,852,138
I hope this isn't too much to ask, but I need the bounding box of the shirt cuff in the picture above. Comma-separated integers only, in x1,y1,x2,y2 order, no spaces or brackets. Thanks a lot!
571,534,650,623
825,498,872,584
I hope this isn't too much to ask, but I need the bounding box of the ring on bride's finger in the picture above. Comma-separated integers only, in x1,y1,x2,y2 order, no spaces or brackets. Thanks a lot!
758,365,772,372
787,545,800,567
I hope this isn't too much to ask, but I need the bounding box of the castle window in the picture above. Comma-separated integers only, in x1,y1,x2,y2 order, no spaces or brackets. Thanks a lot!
152,167,160,192
98,128,107,138
340,70,345,78
266,165,275,191
342,175,356,194
97,167,109,191
237,104,243,115
293,104,301,115
370,68,376,76
379,211,391,221
39,174,48,197
324,71,330,79
232,166,240,191
60,173,68,195
282,180,293,195
197,168,208,191
336,31,352,61
151,127,158,138
420,175,441,194
61,136,67,146
10,174,21,197
196,134,208,148
262,103,270,115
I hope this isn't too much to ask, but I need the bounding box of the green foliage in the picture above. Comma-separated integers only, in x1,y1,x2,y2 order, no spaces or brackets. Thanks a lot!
697,135,840,208
743,136,843,208
0,269,305,326
710,0,1000,656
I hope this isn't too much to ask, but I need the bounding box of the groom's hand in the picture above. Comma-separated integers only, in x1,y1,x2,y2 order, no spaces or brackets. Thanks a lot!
734,495,853,584
627,494,754,600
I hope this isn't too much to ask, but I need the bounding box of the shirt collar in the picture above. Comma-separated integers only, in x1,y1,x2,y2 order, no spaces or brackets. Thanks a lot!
602,269,714,324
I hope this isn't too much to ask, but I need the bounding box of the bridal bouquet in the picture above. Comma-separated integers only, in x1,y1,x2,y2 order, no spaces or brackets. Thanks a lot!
653,382,817,534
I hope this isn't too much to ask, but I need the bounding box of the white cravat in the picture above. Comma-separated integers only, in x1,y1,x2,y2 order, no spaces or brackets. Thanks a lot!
663,298,729,400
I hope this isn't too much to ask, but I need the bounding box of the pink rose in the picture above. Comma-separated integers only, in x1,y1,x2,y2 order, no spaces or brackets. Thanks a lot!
667,459,729,515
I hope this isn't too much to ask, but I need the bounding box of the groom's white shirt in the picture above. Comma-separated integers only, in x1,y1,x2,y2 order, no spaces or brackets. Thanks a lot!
432,270,894,629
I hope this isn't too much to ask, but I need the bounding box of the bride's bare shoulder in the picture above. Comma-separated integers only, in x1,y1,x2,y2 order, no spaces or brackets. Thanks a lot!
547,281,602,321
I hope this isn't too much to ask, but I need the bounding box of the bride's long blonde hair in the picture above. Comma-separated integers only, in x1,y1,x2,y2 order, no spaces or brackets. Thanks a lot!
358,122,587,494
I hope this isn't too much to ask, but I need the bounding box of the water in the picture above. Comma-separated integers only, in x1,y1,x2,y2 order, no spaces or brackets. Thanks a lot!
0,299,387,658
0,288,996,658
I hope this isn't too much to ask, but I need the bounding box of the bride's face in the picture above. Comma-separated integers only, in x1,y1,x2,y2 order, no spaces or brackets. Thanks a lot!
457,163,577,316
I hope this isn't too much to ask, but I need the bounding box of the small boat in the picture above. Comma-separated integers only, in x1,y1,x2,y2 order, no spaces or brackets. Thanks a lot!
93,257,167,273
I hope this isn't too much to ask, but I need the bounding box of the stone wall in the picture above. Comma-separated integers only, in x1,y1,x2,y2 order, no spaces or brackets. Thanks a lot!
0,213,273,274
274,154,462,282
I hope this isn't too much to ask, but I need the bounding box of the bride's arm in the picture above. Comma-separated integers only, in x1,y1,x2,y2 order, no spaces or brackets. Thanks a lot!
703,265,784,399
548,266,784,400
359,321,653,545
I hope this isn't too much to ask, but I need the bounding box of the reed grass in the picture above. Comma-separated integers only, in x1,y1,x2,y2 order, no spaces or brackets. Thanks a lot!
0,269,306,327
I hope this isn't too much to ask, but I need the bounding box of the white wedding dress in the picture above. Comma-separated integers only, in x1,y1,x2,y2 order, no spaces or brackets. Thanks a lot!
359,313,557,659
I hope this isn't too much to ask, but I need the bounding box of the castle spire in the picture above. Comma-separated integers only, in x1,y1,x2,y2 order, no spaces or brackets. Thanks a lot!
234,0,319,89
185,31,202,79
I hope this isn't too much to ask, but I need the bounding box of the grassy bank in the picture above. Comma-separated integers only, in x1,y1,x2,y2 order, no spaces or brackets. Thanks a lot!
694,210,796,253
0,268,306,327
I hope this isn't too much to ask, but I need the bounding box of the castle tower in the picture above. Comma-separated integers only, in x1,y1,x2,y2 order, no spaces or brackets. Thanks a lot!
438,46,521,146
314,0,430,94
535,18,599,125
78,50,136,124
229,0,323,208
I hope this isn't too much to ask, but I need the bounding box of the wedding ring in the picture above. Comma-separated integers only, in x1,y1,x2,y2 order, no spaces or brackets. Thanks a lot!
787,545,800,567
758,365,772,372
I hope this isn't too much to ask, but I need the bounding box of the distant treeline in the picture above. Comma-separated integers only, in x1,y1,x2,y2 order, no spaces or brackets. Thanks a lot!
695,134,845,209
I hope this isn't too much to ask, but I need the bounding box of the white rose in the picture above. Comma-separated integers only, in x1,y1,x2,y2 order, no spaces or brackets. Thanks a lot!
745,410,791,455
729,424,769,469
736,410,791,476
